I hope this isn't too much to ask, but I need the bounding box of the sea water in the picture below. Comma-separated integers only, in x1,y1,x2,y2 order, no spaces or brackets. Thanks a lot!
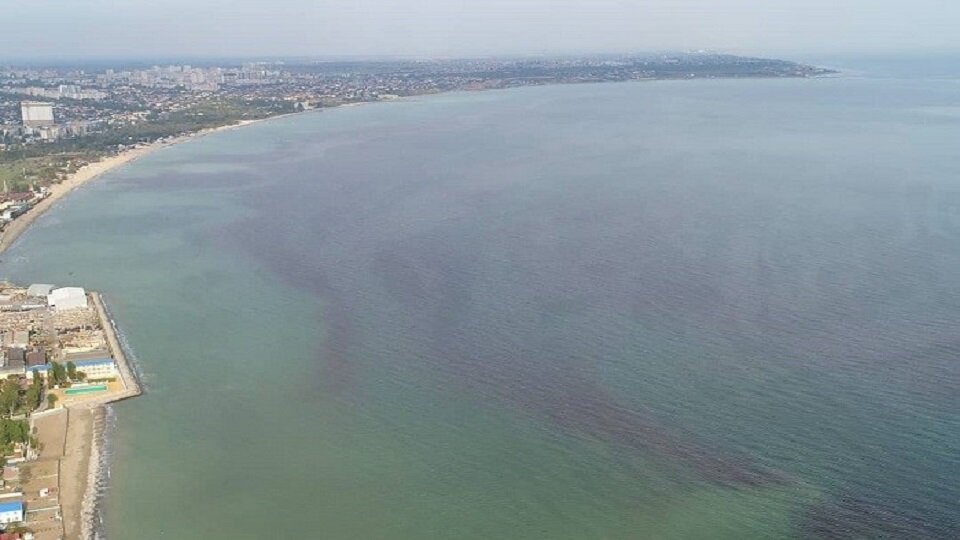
3,60,959,539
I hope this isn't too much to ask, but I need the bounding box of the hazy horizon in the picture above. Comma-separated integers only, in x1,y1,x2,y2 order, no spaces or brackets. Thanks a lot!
3,0,958,61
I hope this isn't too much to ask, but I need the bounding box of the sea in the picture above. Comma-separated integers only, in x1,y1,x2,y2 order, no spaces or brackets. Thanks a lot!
2,56,958,539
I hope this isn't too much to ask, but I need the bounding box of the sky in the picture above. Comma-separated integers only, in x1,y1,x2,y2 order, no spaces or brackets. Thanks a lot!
2,0,958,60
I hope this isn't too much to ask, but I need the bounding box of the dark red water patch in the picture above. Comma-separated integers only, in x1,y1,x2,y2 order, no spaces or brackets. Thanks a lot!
798,493,957,539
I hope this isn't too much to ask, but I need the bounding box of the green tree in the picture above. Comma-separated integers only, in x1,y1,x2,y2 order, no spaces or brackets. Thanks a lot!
66,361,77,381
0,379,20,416
50,362,66,387
24,374,41,412
46,394,58,409
0,418,30,451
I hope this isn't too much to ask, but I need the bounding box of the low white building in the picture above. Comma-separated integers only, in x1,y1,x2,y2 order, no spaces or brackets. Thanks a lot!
74,358,119,380
32,358,119,381
48,287,88,312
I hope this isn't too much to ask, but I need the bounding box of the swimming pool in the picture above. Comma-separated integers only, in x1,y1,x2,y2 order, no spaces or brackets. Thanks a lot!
65,384,108,395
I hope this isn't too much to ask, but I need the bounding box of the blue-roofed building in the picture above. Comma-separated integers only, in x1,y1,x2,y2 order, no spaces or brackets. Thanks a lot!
74,358,118,380
30,357,118,381
0,501,23,524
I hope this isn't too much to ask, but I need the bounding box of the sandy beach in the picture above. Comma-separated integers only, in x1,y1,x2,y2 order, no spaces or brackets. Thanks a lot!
0,118,264,256
62,408,95,540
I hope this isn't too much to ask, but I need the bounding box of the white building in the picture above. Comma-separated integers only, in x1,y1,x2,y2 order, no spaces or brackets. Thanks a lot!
20,101,55,127
58,84,81,98
32,358,118,381
74,358,119,380
48,287,88,312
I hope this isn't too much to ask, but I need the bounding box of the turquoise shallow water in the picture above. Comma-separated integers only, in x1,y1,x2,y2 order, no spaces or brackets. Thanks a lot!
2,68,959,539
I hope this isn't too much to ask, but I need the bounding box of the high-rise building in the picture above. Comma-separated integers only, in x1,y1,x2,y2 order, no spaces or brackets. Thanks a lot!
58,84,81,99
20,101,55,127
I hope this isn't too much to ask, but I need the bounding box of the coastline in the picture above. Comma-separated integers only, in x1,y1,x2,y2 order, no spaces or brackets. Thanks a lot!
0,115,284,539
28,292,142,540
0,64,834,260
77,293,141,540
0,75,833,539
0,74,847,539
0,116,273,257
